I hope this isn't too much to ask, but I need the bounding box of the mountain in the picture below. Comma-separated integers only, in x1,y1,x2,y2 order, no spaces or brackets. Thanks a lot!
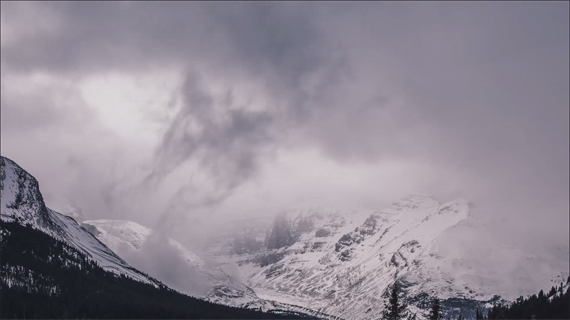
205,196,569,320
0,155,308,319
0,156,157,285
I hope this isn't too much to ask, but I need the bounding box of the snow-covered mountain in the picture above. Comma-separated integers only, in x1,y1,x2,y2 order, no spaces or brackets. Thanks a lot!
0,156,158,286
205,195,569,320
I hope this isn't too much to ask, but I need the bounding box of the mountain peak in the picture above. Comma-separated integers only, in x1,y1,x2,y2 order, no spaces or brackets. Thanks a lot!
1,156,54,229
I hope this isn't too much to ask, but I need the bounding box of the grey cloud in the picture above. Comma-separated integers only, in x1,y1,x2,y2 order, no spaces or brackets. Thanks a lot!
135,3,348,216
2,0,348,171
307,2,569,246
153,73,275,182
117,232,211,297
1,2,568,251
0,77,92,137
1,2,344,83
1,1,199,74
2,2,349,228
0,86,63,135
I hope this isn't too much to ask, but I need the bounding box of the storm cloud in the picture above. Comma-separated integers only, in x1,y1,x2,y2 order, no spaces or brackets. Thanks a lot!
1,2,568,253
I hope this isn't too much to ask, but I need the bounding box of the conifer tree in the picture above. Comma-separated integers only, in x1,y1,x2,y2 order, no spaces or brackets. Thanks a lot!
381,283,408,320
476,308,482,320
429,297,442,320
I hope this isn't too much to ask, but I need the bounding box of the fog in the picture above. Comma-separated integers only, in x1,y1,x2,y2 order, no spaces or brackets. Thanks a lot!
115,232,211,297
1,2,568,278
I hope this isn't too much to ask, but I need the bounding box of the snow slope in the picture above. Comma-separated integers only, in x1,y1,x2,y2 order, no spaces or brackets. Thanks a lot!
206,195,569,320
0,156,158,286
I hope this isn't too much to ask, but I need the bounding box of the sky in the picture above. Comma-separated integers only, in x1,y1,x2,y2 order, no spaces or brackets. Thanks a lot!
1,2,568,253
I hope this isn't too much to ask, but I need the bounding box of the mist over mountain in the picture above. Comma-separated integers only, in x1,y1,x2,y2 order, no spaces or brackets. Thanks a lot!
1,2,568,319
1,2,568,251
2,131,569,319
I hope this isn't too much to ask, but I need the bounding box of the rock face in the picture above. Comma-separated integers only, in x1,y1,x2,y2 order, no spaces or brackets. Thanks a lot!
1,157,55,230
206,196,569,320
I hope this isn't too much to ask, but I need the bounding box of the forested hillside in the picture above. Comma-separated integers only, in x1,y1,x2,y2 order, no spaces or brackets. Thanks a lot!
476,279,569,320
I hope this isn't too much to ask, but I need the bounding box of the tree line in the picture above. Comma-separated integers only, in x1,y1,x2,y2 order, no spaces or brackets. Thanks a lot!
476,280,569,320
381,278,569,320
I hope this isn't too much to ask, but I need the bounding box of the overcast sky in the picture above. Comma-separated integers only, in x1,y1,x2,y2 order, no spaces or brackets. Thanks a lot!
1,2,568,251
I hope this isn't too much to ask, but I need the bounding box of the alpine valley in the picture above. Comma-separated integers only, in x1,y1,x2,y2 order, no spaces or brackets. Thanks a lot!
1,155,568,319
